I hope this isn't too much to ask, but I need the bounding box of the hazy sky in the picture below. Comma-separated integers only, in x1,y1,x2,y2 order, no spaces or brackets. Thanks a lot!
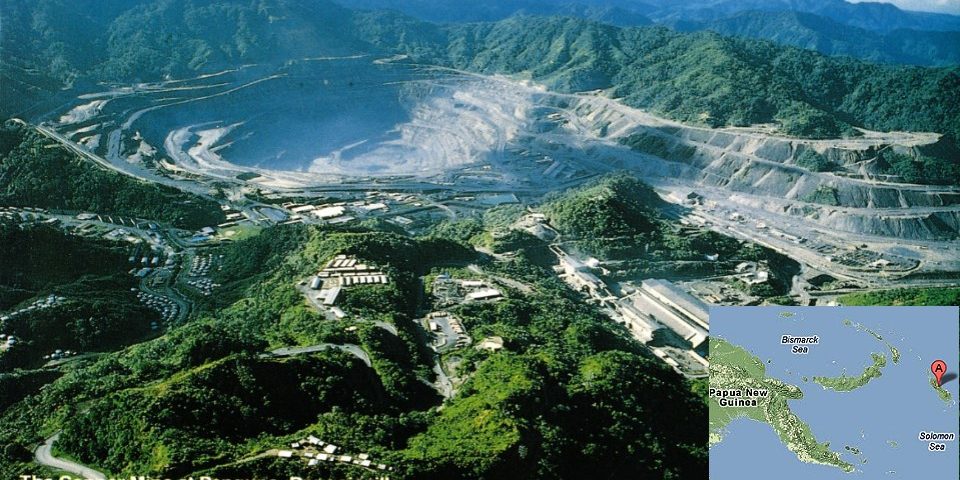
848,0,960,14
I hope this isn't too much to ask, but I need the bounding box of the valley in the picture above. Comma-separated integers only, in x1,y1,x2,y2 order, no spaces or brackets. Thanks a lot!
29,55,960,299
2,1,959,479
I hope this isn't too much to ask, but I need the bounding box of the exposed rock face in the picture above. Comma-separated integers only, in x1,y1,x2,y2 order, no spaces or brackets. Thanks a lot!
49,63,956,241
547,92,960,240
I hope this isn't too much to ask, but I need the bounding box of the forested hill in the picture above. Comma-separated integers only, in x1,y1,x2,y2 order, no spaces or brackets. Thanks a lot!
644,0,960,33
341,0,960,33
2,0,958,141
0,124,225,229
407,17,960,140
672,10,960,67
0,0,384,117
342,1,960,67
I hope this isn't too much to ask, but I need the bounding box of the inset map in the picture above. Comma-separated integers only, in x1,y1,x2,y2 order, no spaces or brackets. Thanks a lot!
709,306,959,479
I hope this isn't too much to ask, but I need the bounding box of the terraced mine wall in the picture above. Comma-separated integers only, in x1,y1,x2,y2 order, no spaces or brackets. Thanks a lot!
556,93,959,240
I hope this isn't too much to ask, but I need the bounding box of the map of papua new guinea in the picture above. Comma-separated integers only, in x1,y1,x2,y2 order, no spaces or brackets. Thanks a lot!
709,306,959,479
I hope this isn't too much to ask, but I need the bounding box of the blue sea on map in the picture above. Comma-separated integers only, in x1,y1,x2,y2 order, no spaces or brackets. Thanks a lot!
710,306,959,480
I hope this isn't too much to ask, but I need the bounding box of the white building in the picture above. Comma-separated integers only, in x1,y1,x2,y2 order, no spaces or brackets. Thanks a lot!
467,288,502,301
616,301,661,344
640,279,710,331
314,206,346,219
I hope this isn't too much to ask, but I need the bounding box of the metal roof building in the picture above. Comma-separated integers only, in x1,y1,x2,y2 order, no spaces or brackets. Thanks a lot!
640,279,710,330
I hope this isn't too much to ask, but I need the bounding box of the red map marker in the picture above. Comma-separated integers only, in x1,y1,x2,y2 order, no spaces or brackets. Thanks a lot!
931,359,947,386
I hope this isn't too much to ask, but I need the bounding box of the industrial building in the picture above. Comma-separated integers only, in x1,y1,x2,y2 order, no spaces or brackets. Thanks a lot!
552,246,612,298
616,279,710,349
303,255,391,311
466,288,502,301
337,275,389,286
639,279,710,331
316,255,391,288
315,286,341,306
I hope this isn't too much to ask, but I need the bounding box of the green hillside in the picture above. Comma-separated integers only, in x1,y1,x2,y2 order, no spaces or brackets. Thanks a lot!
678,10,960,67
0,124,224,229
0,220,707,479
414,17,960,140
0,222,157,372
3,1,959,141
543,174,664,243
838,287,960,306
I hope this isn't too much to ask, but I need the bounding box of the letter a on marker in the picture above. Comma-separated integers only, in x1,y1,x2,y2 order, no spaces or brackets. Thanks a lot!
931,359,947,386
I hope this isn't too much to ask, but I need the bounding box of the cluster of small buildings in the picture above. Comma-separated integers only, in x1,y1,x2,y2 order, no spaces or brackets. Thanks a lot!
279,435,393,476
0,295,65,325
218,204,249,229
43,349,78,361
184,253,221,296
0,206,32,222
0,207,65,229
186,278,218,296
314,255,390,289
0,295,65,353
136,291,178,326
189,254,220,276
300,255,390,311
129,250,177,279
735,261,770,285
427,311,471,351
432,275,502,307
73,214,170,250
0,334,17,352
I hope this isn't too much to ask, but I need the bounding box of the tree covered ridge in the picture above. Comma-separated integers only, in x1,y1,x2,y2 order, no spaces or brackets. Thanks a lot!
2,1,959,142
543,174,664,241
0,124,225,229
0,219,707,479
673,10,960,67
407,17,960,141
0,221,158,375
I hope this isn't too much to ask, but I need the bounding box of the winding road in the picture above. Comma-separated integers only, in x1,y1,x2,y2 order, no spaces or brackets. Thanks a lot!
35,433,106,480
265,343,372,367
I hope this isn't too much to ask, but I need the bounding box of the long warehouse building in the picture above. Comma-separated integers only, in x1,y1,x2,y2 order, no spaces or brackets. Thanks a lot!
639,279,710,331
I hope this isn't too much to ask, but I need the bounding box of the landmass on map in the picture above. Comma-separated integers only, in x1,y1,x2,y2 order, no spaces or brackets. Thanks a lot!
709,337,855,473
931,378,953,403
814,352,887,392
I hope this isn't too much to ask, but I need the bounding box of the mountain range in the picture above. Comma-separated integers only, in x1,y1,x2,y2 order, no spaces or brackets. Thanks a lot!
341,0,960,66
341,0,960,32
1,0,958,142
